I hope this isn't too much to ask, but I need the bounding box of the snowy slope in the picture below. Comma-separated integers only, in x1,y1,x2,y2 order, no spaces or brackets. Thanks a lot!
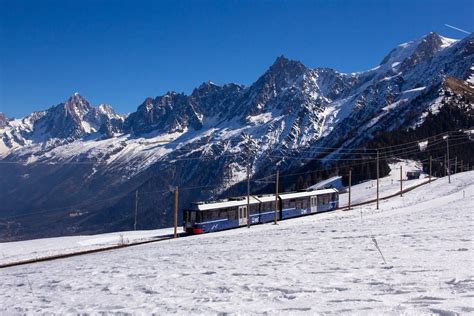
1,171,472,314
0,159,428,265
339,160,430,206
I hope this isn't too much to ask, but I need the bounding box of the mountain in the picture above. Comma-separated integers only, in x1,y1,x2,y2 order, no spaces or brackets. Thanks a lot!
0,32,473,241
0,113,9,128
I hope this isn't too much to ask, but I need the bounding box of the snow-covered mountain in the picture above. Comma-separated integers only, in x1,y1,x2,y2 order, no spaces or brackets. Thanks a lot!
0,32,472,241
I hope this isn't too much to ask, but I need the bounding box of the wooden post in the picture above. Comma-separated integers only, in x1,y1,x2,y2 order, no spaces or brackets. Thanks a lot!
455,156,458,174
444,154,447,177
174,187,179,238
446,135,451,184
460,160,463,172
429,156,432,183
274,170,279,224
247,158,250,228
134,190,138,231
400,165,403,197
348,169,352,210
376,150,379,210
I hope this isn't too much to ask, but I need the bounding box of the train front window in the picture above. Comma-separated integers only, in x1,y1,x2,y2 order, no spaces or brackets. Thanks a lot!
187,211,196,222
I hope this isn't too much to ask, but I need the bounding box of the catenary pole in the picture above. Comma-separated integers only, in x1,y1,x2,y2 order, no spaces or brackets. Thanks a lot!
247,154,250,228
134,190,138,231
348,169,352,210
429,156,432,183
376,150,380,210
447,134,451,184
444,155,447,177
174,187,179,238
400,165,403,197
274,170,279,225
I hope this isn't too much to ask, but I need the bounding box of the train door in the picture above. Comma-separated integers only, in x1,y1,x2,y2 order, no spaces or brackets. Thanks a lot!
238,206,248,226
310,196,317,213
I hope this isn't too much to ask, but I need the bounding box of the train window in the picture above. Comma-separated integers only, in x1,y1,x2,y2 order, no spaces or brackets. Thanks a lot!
250,204,260,214
219,209,227,219
302,198,308,209
228,208,237,220
323,195,330,205
265,202,274,211
290,199,296,208
187,211,196,222
203,210,218,221
295,200,300,209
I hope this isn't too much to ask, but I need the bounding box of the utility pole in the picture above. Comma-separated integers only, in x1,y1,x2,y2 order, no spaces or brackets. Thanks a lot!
444,155,447,177
348,169,352,210
274,170,279,224
455,156,458,174
134,190,138,231
174,187,179,238
429,156,432,183
446,134,451,184
376,150,380,210
461,160,463,172
247,152,251,228
400,165,403,197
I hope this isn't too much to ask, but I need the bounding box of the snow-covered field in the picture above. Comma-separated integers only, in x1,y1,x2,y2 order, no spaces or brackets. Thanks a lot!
0,228,174,267
0,160,427,267
339,159,430,206
1,171,473,314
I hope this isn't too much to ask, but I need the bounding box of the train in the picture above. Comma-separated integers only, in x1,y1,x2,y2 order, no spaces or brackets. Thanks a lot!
183,188,339,234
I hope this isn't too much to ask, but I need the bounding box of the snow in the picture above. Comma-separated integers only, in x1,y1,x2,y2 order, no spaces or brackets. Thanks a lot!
80,120,94,133
0,228,175,266
403,86,426,94
247,112,274,124
382,99,407,111
339,160,427,206
1,166,473,313
307,176,343,190
439,35,458,48
418,140,428,151
468,66,474,84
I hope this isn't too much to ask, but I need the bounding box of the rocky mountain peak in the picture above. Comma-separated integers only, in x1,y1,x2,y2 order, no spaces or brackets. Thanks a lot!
124,92,203,135
399,32,447,70
63,92,92,118
0,112,9,128
268,55,306,77
417,32,444,53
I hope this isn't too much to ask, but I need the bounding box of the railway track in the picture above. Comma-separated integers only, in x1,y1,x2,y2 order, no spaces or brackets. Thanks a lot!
0,178,436,269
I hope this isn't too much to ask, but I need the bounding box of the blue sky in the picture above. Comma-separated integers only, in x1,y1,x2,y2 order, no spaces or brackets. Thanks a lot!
1,0,472,117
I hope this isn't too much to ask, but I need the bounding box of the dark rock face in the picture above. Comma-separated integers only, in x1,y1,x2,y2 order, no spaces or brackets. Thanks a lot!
32,93,92,140
191,82,243,118
124,92,204,135
400,32,444,71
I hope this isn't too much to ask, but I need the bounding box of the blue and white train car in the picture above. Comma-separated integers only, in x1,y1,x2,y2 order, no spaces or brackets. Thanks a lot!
183,188,339,234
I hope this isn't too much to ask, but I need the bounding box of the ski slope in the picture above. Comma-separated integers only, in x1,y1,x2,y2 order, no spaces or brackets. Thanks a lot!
1,171,473,313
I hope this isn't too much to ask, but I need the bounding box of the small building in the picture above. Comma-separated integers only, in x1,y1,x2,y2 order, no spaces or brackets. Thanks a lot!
406,171,421,180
